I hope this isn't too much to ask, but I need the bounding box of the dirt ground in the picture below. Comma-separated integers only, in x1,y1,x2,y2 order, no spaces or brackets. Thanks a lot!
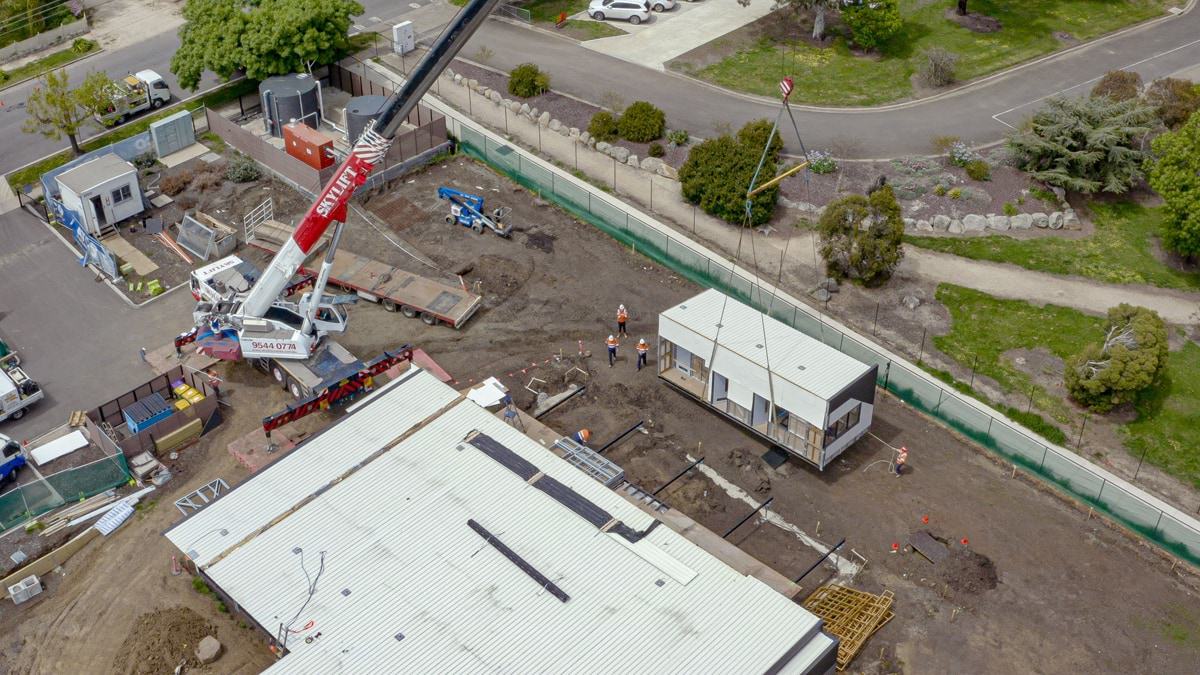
3,157,1200,674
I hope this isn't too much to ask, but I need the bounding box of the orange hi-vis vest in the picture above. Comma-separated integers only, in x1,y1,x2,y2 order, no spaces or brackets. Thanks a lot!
896,450,908,465
617,307,628,322
606,337,619,349
636,342,648,355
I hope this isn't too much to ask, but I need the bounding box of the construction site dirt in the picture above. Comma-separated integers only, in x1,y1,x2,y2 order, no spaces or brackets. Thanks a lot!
2,157,1197,674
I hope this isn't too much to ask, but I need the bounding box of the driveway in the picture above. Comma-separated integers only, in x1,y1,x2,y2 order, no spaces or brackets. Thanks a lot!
582,0,776,70
0,209,193,440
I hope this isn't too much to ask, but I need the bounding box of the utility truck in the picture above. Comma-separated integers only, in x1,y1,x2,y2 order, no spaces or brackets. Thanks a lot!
97,70,171,125
0,434,25,488
0,359,42,423
175,0,503,407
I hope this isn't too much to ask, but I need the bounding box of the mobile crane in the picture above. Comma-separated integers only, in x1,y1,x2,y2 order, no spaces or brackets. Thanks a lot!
175,0,504,400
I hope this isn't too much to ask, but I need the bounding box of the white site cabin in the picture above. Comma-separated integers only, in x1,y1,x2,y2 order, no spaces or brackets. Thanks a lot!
658,289,877,470
55,154,145,237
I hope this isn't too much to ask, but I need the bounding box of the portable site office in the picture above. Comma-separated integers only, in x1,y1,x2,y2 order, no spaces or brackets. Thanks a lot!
658,290,877,470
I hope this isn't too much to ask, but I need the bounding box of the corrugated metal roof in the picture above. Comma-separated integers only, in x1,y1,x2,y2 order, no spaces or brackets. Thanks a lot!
660,289,871,399
166,368,828,674
55,154,135,195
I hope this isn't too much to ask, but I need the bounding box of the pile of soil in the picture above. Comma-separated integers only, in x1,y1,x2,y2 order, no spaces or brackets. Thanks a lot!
936,548,999,596
945,8,1002,33
109,607,217,675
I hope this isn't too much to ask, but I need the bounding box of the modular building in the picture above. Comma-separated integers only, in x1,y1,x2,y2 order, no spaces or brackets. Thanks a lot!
54,153,144,237
166,368,840,674
658,290,877,470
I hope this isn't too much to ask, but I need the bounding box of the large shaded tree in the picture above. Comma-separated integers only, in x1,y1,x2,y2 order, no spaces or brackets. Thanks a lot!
1148,110,1200,258
816,184,905,286
841,0,901,51
679,119,783,226
1065,304,1168,413
734,0,840,40
1006,95,1157,194
21,68,112,156
171,0,363,91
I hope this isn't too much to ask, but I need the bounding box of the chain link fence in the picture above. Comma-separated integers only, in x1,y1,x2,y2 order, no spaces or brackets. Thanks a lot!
447,122,1200,567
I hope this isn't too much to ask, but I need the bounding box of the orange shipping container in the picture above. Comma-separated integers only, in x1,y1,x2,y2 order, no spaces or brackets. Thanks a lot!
283,122,335,170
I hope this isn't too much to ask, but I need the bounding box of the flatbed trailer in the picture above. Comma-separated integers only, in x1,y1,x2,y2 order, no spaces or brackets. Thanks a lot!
248,222,482,329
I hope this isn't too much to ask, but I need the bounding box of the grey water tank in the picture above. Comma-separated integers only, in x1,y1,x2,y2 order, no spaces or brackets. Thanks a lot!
344,96,389,145
259,74,321,138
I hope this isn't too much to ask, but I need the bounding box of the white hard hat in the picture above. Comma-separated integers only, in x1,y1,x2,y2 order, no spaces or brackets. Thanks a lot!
619,304,625,310
609,335,614,340
639,338,646,344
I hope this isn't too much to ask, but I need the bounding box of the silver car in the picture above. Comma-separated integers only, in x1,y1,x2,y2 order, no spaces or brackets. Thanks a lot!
588,0,651,24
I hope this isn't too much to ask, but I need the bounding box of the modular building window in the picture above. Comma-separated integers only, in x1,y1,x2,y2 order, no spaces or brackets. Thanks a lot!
112,185,132,204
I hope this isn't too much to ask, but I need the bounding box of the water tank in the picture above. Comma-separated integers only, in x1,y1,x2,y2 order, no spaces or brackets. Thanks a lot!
259,74,321,138
344,95,389,145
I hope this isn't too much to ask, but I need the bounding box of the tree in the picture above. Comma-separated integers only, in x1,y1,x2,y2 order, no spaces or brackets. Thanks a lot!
735,0,839,40
1065,304,1168,413
1148,110,1200,258
1090,70,1143,102
21,68,112,156
1144,77,1200,130
842,0,901,51
679,119,783,226
171,0,363,91
1006,95,1157,194
956,0,968,16
816,184,905,286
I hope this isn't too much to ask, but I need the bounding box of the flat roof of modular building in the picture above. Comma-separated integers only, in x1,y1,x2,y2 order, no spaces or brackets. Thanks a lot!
165,368,834,674
55,154,136,195
659,289,873,400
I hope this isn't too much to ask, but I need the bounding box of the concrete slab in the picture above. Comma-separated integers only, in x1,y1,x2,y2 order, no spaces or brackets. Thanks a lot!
158,143,208,168
198,152,221,164
583,0,776,71
100,233,159,276
228,426,295,473
149,194,174,208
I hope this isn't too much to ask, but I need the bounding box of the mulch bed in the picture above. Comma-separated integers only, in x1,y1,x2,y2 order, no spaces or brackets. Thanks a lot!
944,8,1002,33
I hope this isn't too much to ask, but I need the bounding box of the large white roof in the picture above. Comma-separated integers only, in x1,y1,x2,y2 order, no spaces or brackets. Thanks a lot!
166,368,832,674
660,289,872,399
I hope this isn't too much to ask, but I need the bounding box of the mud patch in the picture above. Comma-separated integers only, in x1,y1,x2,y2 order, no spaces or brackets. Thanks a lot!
1002,348,1066,393
110,607,217,675
1054,31,1079,46
944,8,1002,33
523,230,557,254
936,548,999,595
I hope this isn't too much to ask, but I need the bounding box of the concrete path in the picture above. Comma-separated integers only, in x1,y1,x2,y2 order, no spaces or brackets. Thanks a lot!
583,0,777,71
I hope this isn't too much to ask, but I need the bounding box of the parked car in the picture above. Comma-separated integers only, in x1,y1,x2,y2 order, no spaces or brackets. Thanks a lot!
588,0,651,24
648,0,675,10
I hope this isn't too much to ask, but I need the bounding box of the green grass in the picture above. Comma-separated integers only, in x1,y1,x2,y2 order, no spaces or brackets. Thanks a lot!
936,283,1200,487
906,203,1200,290
6,78,257,192
509,0,626,39
677,0,1175,105
0,40,97,88
920,361,1067,445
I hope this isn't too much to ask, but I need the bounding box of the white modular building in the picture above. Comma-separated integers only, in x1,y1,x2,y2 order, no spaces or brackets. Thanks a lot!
658,289,877,470
166,368,840,674
54,153,144,237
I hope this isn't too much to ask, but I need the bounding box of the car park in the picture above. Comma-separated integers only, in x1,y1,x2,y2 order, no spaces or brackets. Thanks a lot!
587,0,652,24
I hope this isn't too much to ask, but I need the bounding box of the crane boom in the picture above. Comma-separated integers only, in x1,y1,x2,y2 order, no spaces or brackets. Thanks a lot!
241,0,504,320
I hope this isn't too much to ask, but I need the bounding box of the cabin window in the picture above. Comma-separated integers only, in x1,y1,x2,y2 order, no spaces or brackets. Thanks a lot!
111,185,132,204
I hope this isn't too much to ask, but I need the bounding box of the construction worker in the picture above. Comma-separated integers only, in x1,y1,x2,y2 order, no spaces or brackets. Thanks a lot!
207,369,223,399
636,338,649,371
895,446,908,478
616,304,629,338
573,429,591,445
606,334,619,367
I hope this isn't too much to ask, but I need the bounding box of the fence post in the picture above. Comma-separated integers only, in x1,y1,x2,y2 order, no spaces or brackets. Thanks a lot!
1097,479,1106,502
985,417,993,443
933,389,945,415
1153,511,1164,535
1040,447,1048,470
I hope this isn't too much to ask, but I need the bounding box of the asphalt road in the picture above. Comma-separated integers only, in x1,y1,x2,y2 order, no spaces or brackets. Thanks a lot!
0,208,193,440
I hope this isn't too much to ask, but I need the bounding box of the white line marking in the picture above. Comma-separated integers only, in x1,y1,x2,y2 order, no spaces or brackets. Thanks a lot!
370,16,381,22
686,454,859,580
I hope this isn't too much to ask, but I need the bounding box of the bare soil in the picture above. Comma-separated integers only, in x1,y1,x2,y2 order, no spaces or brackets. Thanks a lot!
944,8,1003,33
109,606,217,675
3,158,1199,674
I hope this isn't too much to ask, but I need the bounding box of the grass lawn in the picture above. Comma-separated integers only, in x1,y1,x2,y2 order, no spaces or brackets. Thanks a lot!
494,0,625,39
679,0,1175,105
0,39,97,88
906,203,1200,291
935,283,1200,488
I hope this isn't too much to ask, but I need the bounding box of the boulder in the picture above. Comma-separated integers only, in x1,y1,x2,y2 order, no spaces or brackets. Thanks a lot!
962,214,987,231
627,154,639,167
948,219,964,234
489,90,502,104
467,79,478,90
657,164,679,180
818,277,840,293
519,102,530,116
931,214,951,231
901,295,922,310
528,107,539,119
640,156,664,172
1048,212,1064,229
557,125,570,137
538,111,551,127
1062,208,1079,229
569,127,580,137
1051,186,1067,203
1031,212,1049,228
195,636,222,665
548,119,561,132
445,68,454,79
453,74,463,85
611,146,631,163
916,219,933,232
595,141,611,154
987,215,1011,230
1010,213,1032,229
903,217,916,230
813,288,832,303
579,131,590,144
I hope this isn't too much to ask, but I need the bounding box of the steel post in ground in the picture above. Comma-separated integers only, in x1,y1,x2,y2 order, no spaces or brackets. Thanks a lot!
724,497,774,539
872,302,879,335
1027,386,1035,413
1134,445,1149,480
969,354,979,388
918,327,926,362
654,457,705,496
613,157,617,190
504,105,508,134
794,538,845,583
596,421,644,454
1077,414,1088,448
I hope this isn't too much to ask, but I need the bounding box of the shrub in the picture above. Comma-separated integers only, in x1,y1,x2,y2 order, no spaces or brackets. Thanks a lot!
809,149,837,175
647,142,665,158
841,0,902,51
679,118,783,226
1144,77,1200,130
507,63,549,98
160,171,192,196
472,45,494,65
1148,111,1200,257
930,135,960,155
1029,187,1058,204
948,187,963,199
617,101,665,143
934,185,947,197
949,141,978,168
1065,304,1168,412
192,576,212,595
965,160,991,181
817,185,905,286
225,154,261,183
1090,70,1143,101
191,167,224,191
588,111,619,143
132,151,157,170
1003,202,1018,216
918,48,958,88
71,38,96,54
666,129,689,146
